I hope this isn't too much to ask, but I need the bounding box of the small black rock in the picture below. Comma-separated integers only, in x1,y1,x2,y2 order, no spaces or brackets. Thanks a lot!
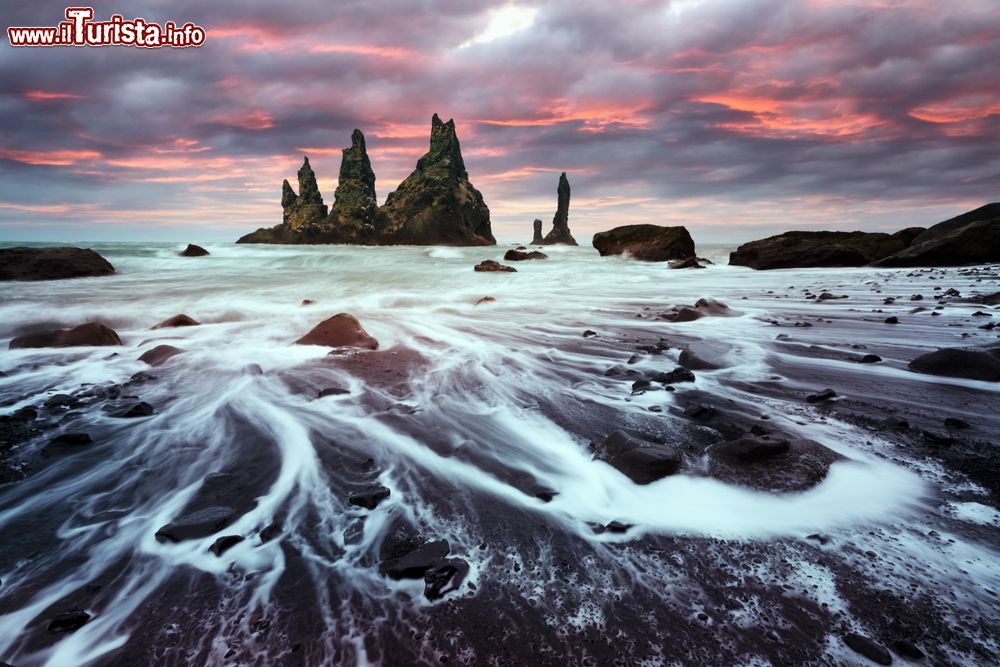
806,388,837,403
48,609,91,633
348,485,391,510
843,633,892,665
944,417,971,429
209,534,244,556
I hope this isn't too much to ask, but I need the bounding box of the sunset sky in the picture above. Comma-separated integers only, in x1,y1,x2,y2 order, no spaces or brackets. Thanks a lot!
1,0,998,243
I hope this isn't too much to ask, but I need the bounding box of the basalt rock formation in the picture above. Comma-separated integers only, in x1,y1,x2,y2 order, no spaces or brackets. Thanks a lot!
873,203,1000,267
531,219,544,245
729,230,921,270
0,247,115,281
730,203,1000,269
237,118,494,246
592,225,696,261
180,244,209,257
537,173,577,245
378,114,495,245
329,129,379,242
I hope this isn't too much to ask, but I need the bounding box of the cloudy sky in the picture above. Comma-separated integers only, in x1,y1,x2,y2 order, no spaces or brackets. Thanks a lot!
1,0,998,243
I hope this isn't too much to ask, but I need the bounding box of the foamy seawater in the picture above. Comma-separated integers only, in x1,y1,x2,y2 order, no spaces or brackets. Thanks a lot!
1,242,998,665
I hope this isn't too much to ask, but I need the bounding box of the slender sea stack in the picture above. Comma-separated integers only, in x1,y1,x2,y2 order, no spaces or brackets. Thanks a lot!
328,129,379,241
285,157,328,229
539,172,577,245
378,114,495,245
531,219,544,244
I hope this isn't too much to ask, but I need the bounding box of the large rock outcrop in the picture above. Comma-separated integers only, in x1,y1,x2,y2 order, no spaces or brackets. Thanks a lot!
0,247,115,281
238,119,494,246
378,115,495,245
873,203,1000,267
592,225,695,261
538,173,577,245
728,230,915,270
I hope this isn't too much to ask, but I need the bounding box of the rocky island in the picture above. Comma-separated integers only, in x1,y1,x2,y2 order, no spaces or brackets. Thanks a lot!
237,115,494,246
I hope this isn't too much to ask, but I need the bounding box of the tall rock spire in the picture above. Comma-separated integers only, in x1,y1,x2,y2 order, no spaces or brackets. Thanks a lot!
540,172,577,245
329,129,378,238
378,114,495,245
531,219,544,244
283,156,328,230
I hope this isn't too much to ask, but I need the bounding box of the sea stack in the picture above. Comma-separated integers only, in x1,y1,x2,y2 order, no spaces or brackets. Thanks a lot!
284,157,328,229
531,219,544,245
378,114,495,245
539,173,578,245
329,129,379,241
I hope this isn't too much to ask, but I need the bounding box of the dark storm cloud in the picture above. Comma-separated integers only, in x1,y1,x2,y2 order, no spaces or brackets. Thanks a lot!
1,0,997,242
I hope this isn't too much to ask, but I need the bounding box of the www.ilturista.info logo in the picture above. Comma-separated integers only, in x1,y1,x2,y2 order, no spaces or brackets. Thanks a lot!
7,7,206,48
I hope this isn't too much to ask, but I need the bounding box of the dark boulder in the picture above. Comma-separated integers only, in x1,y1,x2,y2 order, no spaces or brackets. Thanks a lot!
474,260,516,272
48,609,91,633
592,224,696,262
9,322,121,349
209,535,244,556
424,558,470,600
843,633,892,665
538,172,578,245
114,402,155,418
152,314,199,329
504,249,548,261
348,485,391,510
43,432,93,456
0,247,115,281
708,437,842,492
295,313,378,349
155,506,238,542
729,231,909,270
180,244,209,257
593,431,683,484
379,539,451,579
138,344,185,366
908,347,1000,381
874,203,1000,267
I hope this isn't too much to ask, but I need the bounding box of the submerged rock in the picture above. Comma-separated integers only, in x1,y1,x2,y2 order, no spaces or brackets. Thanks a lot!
592,225,696,262
474,260,516,272
9,322,121,349
668,257,705,269
152,314,199,329
379,115,495,245
180,244,209,257
504,249,548,261
593,431,683,484
48,609,91,633
138,344,185,366
0,247,115,281
538,172,577,245
908,347,1000,381
295,313,379,350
